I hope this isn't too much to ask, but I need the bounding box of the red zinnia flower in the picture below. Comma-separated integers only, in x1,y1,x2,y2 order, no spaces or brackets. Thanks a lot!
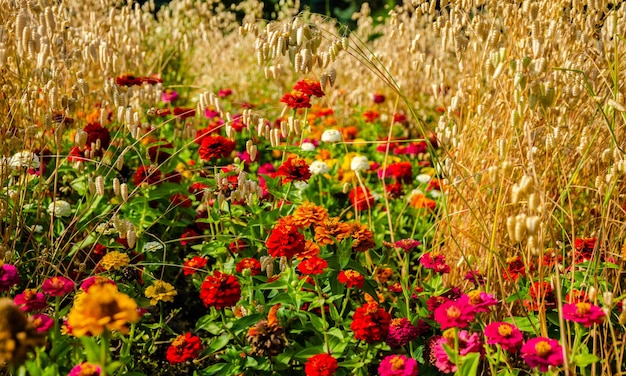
133,165,162,186
173,107,196,119
524,281,556,311
379,161,413,184
484,322,524,352
562,302,605,327
338,270,364,289
504,255,527,281
266,223,306,259
198,135,236,161
281,91,311,109
363,110,380,123
236,258,262,276
521,337,563,372
84,122,111,152
573,237,598,263
276,157,312,183
41,276,74,297
349,187,375,211
165,332,203,364
183,256,208,276
350,303,392,343
199,271,241,309
297,256,328,276
304,353,338,376
294,79,325,98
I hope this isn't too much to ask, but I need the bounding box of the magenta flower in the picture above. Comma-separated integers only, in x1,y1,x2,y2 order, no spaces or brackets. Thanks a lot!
562,302,605,327
484,322,524,352
378,354,418,376
433,329,483,374
466,291,498,313
393,239,421,252
521,337,563,372
218,88,233,98
161,89,179,103
42,276,75,297
68,362,102,376
386,318,419,348
31,313,54,333
420,252,450,274
0,263,20,290
14,289,47,312
80,276,116,292
464,270,485,286
434,296,475,329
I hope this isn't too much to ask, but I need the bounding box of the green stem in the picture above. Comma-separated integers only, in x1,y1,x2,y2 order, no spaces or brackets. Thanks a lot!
313,275,331,353
339,287,351,318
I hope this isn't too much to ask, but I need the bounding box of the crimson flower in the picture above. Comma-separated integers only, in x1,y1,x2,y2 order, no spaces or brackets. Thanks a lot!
293,79,325,98
84,122,111,152
41,276,74,297
304,353,338,376
266,223,306,259
350,303,391,343
297,256,328,276
198,135,236,161
183,256,208,276
276,158,312,183
281,91,311,109
166,333,203,364
199,271,241,309
338,270,364,289
133,165,162,186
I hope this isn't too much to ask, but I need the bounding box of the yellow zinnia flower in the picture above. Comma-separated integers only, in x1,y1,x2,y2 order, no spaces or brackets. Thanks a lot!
100,251,131,271
144,280,177,305
67,284,139,337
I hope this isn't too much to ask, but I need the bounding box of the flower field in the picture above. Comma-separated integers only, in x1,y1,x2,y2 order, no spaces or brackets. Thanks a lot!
1,0,626,375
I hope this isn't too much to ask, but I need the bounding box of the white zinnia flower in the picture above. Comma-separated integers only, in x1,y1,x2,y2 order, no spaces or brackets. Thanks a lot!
350,156,369,171
301,142,316,151
321,129,342,143
309,160,330,175
10,151,40,170
416,174,432,184
294,181,309,190
143,241,164,253
47,200,72,217
429,190,442,198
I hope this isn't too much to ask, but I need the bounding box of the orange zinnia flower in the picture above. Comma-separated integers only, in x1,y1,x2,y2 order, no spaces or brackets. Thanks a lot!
292,202,329,227
314,217,351,246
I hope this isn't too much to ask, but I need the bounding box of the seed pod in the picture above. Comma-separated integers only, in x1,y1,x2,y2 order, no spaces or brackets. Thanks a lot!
120,183,129,202
113,178,120,196
95,176,105,196
126,229,136,249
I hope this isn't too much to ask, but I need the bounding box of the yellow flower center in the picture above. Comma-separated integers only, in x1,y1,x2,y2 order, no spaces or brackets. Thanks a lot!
506,256,518,263
498,324,512,337
468,290,482,305
442,328,456,345
446,306,461,319
535,341,552,357
390,356,405,371
576,302,591,315
23,289,36,299
345,270,361,278
172,335,186,348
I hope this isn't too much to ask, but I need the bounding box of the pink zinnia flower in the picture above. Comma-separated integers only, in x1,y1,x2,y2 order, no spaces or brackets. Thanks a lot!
562,302,605,327
434,296,475,329
420,252,450,274
14,289,47,312
484,322,524,352
31,313,54,333
80,276,116,291
521,337,563,372
378,354,418,376
433,329,483,374
68,362,102,376
466,291,498,313
161,89,179,103
393,239,421,252
0,264,20,290
41,276,75,297
386,318,419,348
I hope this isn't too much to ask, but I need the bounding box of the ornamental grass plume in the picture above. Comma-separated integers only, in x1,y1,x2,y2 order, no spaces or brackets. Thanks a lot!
0,298,46,366
66,283,139,337
304,353,338,376
144,280,178,305
521,337,564,372
166,332,203,365
378,354,419,376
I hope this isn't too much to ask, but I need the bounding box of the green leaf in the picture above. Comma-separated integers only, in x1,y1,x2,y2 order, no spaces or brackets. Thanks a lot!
231,313,264,332
504,315,539,333
205,333,232,354
573,353,600,367
294,346,325,361
458,352,481,376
